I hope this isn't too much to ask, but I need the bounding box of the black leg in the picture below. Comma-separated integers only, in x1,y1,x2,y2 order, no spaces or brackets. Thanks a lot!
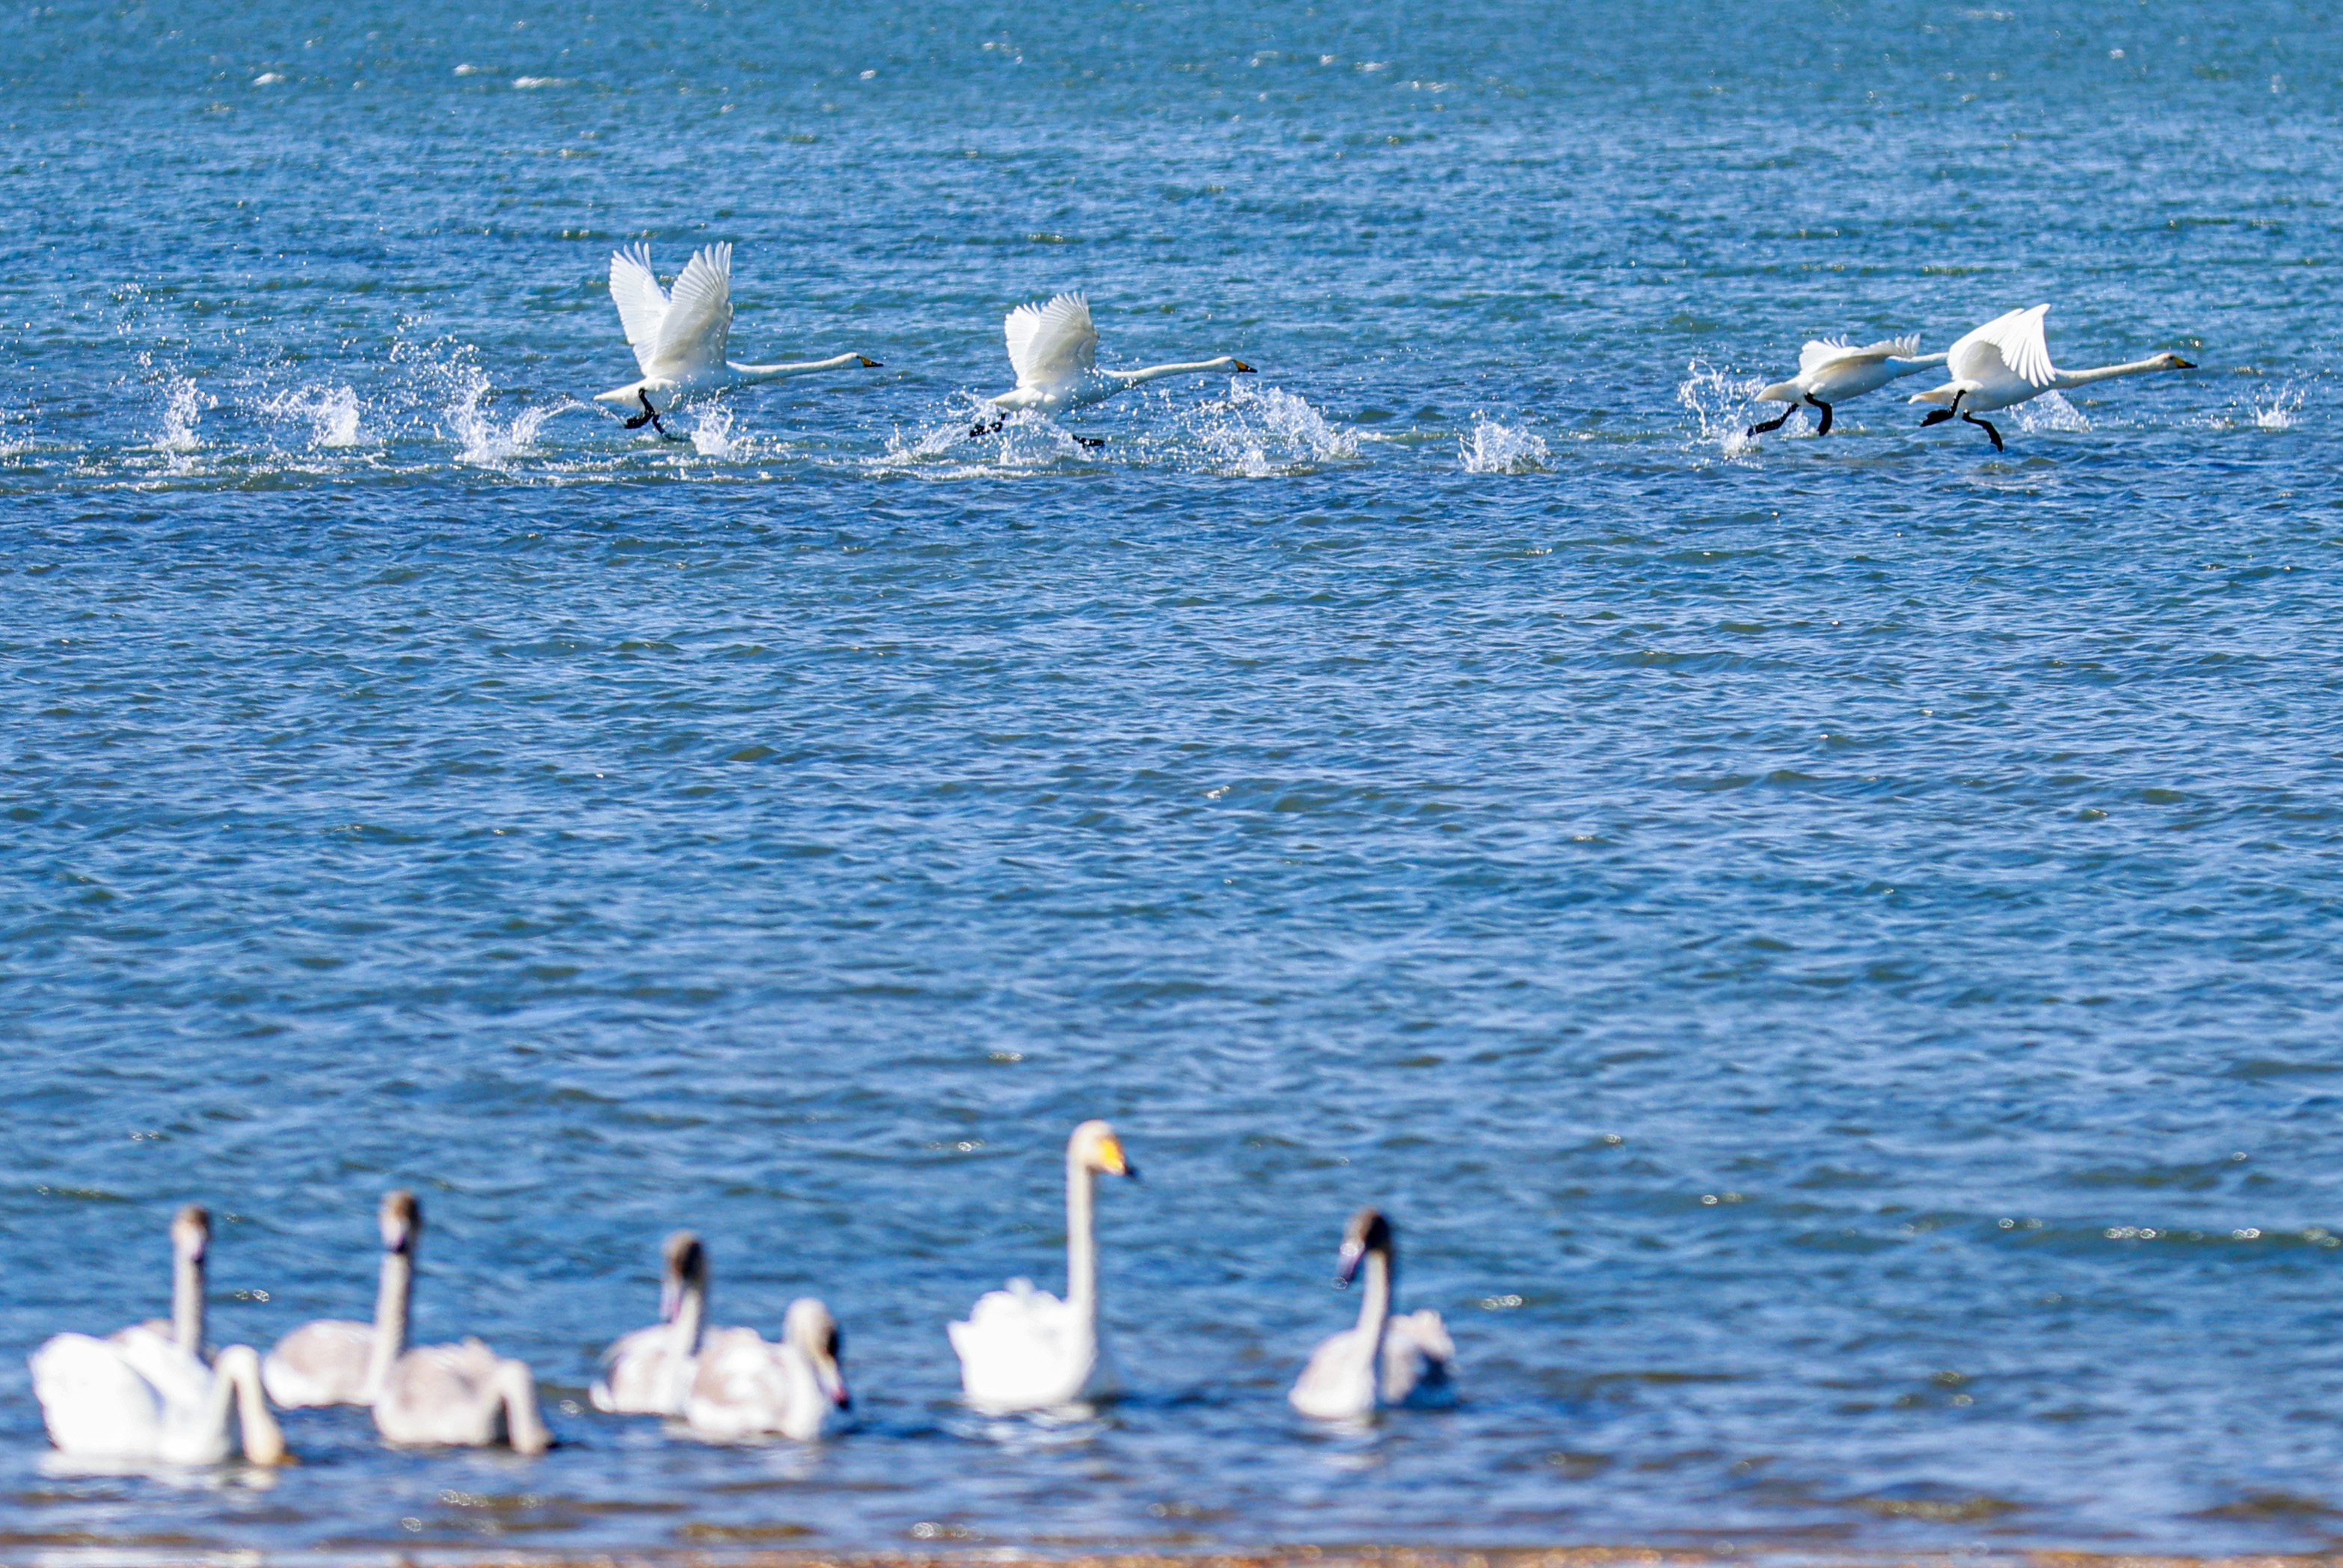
1746,409,1794,437
968,414,1004,440
1810,398,1834,436
1919,409,1955,427
1075,435,1105,449
626,390,682,440
1963,411,2004,452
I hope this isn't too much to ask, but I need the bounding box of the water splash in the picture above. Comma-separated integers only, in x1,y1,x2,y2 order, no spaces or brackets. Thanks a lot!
2012,390,2090,434
262,384,364,449
1185,381,1357,476
1458,414,1550,473
690,404,737,458
1677,360,1766,457
387,331,575,465
2252,380,2306,430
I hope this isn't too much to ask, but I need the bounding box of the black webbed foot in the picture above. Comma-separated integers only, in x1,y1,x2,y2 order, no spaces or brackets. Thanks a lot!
1919,408,1956,428
1075,435,1105,449
1811,399,1834,436
627,390,681,439
1746,410,1794,437
968,415,1005,440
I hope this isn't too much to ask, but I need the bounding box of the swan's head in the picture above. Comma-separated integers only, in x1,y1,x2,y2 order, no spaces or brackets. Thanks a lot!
784,1297,850,1410
1333,1206,1393,1288
2152,352,2195,371
379,1190,422,1255
659,1231,707,1321
1069,1119,1138,1179
171,1204,211,1264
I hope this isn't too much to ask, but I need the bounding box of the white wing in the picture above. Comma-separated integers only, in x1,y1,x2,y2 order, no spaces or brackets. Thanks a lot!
1799,333,1923,375
1003,293,1098,389
649,242,734,377
608,245,671,377
1949,304,2054,388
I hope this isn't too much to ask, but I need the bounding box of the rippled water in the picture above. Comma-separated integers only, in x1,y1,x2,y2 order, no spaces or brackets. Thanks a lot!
5,0,2342,1559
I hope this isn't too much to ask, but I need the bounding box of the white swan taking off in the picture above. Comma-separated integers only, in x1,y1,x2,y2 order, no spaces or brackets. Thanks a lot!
363,1191,552,1454
970,294,1253,443
1911,304,2193,450
29,1205,289,1465
1747,335,1947,437
948,1119,1138,1412
596,243,881,437
591,1230,709,1416
1289,1207,1455,1420
686,1298,852,1441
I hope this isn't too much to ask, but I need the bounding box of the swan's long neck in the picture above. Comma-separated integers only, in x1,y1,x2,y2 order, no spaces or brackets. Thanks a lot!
1066,1152,1098,1320
1354,1244,1393,1353
1114,360,1235,387
173,1246,205,1356
2051,357,2173,390
364,1246,412,1398
216,1345,286,1464
725,354,867,381
666,1272,707,1408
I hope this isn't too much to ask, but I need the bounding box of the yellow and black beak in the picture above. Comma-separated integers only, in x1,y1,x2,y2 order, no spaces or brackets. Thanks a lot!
1232,360,1257,375
1097,1132,1138,1180
859,355,883,368
2170,356,2196,369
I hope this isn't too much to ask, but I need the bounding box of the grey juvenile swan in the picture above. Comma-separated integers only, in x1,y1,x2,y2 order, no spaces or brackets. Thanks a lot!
1289,1207,1455,1419
685,1297,852,1441
591,1230,710,1416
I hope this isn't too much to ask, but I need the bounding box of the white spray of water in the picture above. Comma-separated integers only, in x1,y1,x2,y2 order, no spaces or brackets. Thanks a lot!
2010,390,2090,434
1677,360,1768,457
2251,380,2306,430
690,404,737,458
261,384,364,448
1458,414,1550,473
155,378,209,455
1186,380,1357,476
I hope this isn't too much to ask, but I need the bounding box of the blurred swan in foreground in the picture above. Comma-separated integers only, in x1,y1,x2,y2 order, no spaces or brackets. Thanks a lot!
363,1191,552,1454
30,1205,289,1464
592,1231,709,1416
1911,304,2193,450
949,1119,1139,1411
1746,334,1947,437
596,243,882,437
969,293,1253,443
1289,1207,1455,1420
264,1190,415,1407
686,1298,852,1441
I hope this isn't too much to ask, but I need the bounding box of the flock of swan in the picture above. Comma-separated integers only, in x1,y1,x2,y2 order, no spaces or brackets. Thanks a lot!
28,1121,1455,1466
587,243,2190,452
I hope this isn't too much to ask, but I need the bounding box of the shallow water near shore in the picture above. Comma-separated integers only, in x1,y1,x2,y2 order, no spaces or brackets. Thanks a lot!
5,0,2343,1560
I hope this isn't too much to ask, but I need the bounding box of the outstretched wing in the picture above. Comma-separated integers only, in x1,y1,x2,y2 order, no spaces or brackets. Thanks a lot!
1800,333,1923,375
1003,292,1098,388
608,245,671,376
1949,304,2054,387
651,242,734,376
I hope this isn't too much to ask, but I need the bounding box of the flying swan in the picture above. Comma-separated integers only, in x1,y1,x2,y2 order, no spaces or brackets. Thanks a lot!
970,293,1253,443
1289,1207,1456,1421
363,1191,553,1454
591,1230,710,1416
29,1205,289,1465
1911,304,2193,450
263,1189,418,1407
596,242,882,437
948,1119,1139,1412
685,1298,852,1442
1746,335,1947,437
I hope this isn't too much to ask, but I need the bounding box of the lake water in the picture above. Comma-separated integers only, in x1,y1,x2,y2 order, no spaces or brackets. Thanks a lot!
4,0,2342,1559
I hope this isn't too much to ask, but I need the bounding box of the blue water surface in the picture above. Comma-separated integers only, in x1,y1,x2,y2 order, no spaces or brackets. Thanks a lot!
4,0,2343,1558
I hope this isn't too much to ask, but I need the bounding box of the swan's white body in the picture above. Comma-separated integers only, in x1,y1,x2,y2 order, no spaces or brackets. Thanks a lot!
948,1119,1137,1412
263,1194,416,1408
591,1232,708,1417
1750,335,1947,434
359,1192,551,1454
1290,1208,1456,1421
1911,304,2193,446
595,243,879,416
684,1299,851,1442
977,294,1252,421
30,1206,287,1465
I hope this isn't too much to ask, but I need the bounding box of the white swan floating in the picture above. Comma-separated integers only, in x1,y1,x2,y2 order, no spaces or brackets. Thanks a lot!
1911,304,2193,450
686,1298,851,1442
29,1205,289,1465
949,1119,1138,1412
1289,1207,1455,1421
591,1230,708,1416
1747,335,1947,437
262,1189,414,1407
970,294,1253,444
360,1191,552,1454
595,242,882,437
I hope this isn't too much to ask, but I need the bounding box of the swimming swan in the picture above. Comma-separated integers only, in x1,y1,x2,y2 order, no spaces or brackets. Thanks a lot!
948,1119,1138,1412
29,1205,289,1464
595,242,882,437
685,1298,851,1441
591,1230,709,1416
969,294,1253,443
1911,304,2193,450
1289,1207,1455,1420
262,1190,415,1407
1747,335,1947,437
364,1191,553,1454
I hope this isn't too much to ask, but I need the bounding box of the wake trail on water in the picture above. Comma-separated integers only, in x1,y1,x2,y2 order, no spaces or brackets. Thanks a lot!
868,380,1358,479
